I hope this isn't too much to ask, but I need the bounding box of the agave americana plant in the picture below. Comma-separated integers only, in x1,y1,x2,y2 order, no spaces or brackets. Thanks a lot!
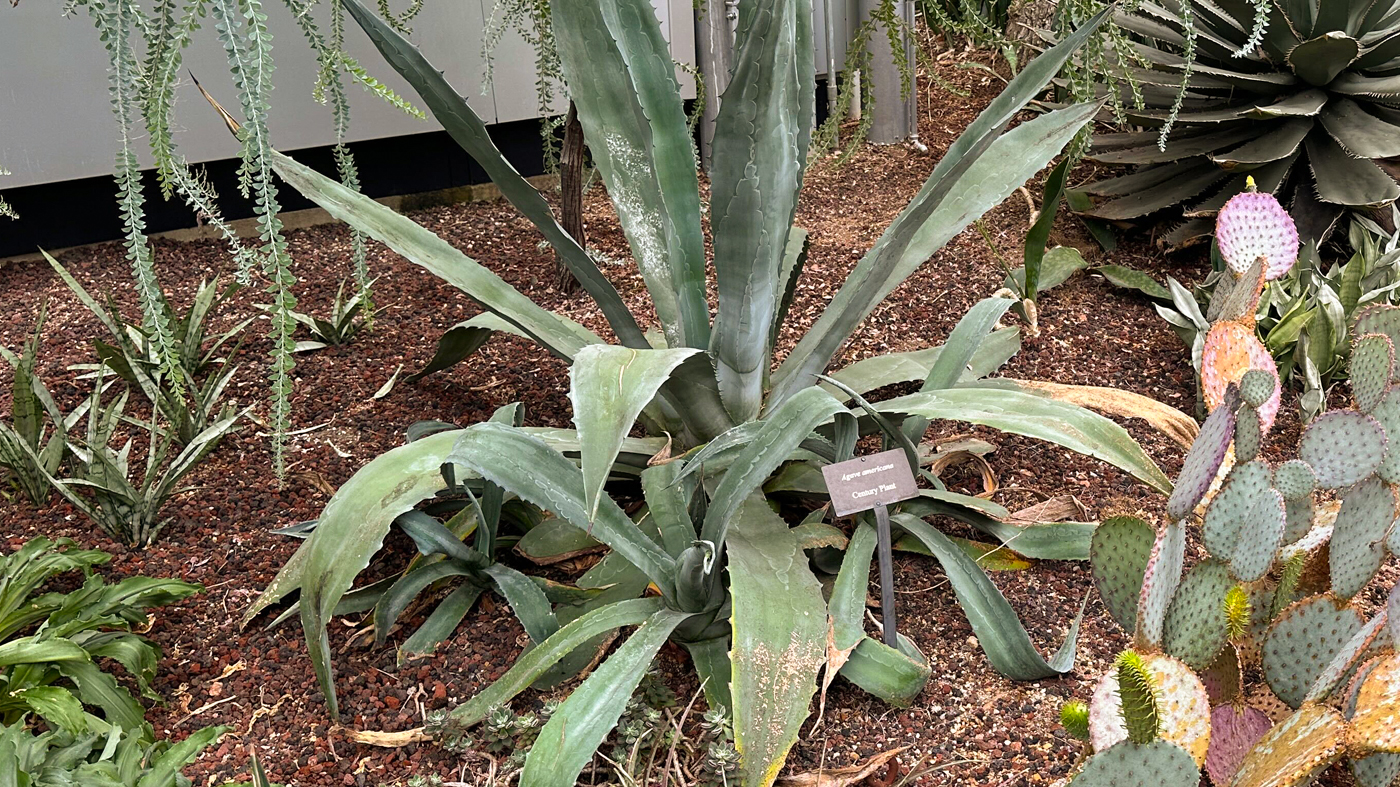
1072,0,1400,245
237,1,1188,782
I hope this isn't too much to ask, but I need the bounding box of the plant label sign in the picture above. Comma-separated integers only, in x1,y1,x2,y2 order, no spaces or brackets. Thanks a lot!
822,448,918,517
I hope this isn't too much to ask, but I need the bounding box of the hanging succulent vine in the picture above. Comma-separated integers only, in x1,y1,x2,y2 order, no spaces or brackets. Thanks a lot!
810,0,918,165
83,0,187,400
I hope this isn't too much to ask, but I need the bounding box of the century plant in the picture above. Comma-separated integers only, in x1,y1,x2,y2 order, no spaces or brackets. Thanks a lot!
1064,190,1400,786
1068,0,1400,246
237,3,1194,783
1101,195,1400,420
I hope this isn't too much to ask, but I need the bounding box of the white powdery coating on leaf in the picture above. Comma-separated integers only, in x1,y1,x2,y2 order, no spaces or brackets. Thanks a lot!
1216,191,1299,281
603,132,675,332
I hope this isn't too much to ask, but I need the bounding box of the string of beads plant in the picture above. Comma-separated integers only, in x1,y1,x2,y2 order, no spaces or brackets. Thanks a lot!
1063,181,1400,786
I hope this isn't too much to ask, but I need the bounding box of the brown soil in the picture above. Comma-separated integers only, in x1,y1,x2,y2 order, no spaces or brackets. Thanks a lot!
0,48,1392,787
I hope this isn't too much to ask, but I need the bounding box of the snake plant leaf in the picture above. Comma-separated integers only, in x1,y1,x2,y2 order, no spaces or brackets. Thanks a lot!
728,496,827,786
569,345,699,524
296,429,460,719
876,386,1173,493
551,0,709,349
711,0,813,422
268,151,600,361
1004,247,1089,294
1022,156,1072,301
449,423,678,598
771,97,1105,404
892,513,1085,678
701,387,848,549
405,312,520,383
824,327,1020,401
339,0,647,350
521,608,691,785
1305,131,1400,207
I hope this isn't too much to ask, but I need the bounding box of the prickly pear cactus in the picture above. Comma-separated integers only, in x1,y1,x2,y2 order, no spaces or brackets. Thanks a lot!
1064,185,1400,787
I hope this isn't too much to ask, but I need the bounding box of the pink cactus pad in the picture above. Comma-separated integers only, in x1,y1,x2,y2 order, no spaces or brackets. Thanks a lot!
1216,190,1299,281
1203,321,1281,432
1206,705,1273,784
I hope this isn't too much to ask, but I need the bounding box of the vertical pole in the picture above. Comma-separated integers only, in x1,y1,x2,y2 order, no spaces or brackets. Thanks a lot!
859,0,915,143
873,503,898,647
823,0,840,117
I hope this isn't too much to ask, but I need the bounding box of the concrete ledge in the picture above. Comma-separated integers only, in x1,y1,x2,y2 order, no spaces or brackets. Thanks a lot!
0,174,559,268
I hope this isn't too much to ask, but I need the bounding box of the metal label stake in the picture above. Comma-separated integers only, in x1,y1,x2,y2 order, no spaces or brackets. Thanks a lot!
821,448,918,648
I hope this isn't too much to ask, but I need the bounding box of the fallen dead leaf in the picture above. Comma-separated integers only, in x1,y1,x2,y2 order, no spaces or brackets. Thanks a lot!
1009,379,1199,449
776,747,906,786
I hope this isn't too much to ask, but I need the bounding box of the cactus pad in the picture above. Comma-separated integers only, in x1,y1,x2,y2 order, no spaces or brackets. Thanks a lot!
1215,189,1300,281
1201,644,1243,705
1230,704,1347,787
1212,256,1267,324
1137,520,1186,649
1305,611,1392,705
1390,585,1399,647
1350,654,1400,753
1204,460,1273,560
1240,368,1278,409
1352,334,1396,413
1235,406,1263,463
1202,322,1281,431
1070,741,1200,787
1283,497,1316,546
1274,459,1317,502
1329,476,1397,599
1389,516,1400,557
1205,704,1272,786
1354,305,1400,379
1351,753,1400,787
1298,410,1388,489
1091,516,1156,633
1089,653,1211,766
1167,402,1237,522
1369,387,1400,484
1164,559,1233,670
1262,595,1366,708
1231,487,1286,583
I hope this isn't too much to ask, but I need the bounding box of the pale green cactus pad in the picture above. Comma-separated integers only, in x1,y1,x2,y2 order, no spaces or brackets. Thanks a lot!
1329,477,1397,599
1350,654,1400,754
1231,487,1285,583
1387,516,1400,558
1298,411,1387,489
1305,612,1391,705
1351,334,1396,414
1262,595,1365,709
1166,401,1236,522
1070,740,1200,787
1088,653,1211,766
1230,704,1347,787
1354,305,1400,381
1370,388,1400,484
1091,516,1156,632
1234,406,1263,463
1273,460,1316,502
1283,497,1316,546
1204,460,1273,560
1137,520,1186,649
1239,368,1278,410
1350,752,1400,787
1164,559,1233,670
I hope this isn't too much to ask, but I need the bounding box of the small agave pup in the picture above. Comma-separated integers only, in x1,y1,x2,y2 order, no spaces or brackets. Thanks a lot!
1064,190,1400,786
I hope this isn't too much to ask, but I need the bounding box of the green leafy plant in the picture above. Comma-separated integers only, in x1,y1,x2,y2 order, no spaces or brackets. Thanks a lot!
0,537,202,735
237,2,1188,783
1102,202,1400,420
0,302,91,506
1069,0,1400,245
0,720,224,787
1063,187,1400,787
28,365,242,548
285,278,379,351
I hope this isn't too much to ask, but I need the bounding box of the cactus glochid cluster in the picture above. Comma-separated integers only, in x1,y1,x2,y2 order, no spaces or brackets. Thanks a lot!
1069,183,1400,787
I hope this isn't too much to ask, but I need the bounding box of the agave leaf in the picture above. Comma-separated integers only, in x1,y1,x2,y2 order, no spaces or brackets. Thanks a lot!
1320,98,1400,158
399,583,483,660
711,0,813,422
728,496,827,786
770,227,811,351
874,387,1173,493
824,328,1020,401
405,313,520,383
1289,31,1361,86
892,513,1085,678
449,423,678,597
836,636,932,706
520,608,691,784
684,637,734,714
1306,131,1400,207
551,0,709,349
1096,264,1172,300
774,100,1103,399
1210,118,1313,167
640,462,697,559
339,0,647,350
569,345,699,524
268,152,600,361
296,430,461,718
447,597,666,726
